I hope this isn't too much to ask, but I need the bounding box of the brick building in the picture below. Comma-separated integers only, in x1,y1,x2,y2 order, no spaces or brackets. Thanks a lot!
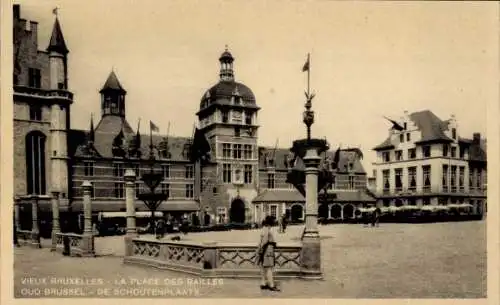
372,110,487,215
13,5,375,228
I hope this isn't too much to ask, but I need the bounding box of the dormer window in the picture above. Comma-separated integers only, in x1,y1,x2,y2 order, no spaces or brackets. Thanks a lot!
404,122,407,130
234,96,241,105
451,128,456,139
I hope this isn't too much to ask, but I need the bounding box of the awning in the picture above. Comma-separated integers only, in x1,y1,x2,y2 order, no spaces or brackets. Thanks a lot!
421,205,449,211
448,203,473,209
98,211,163,219
64,200,200,213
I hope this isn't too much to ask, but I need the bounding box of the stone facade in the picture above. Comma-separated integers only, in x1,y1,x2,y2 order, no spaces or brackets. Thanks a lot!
372,110,487,214
13,5,375,227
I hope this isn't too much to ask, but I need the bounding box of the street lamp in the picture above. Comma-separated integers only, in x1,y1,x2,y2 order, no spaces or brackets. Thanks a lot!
137,147,168,230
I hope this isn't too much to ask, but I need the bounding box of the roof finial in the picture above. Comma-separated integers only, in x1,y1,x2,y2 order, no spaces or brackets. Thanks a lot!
225,44,228,51
52,7,59,17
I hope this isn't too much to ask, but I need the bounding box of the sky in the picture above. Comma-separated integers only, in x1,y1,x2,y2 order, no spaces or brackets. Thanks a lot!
15,0,497,174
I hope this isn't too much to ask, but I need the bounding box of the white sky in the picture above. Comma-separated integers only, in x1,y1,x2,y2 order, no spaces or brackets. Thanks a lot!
15,0,497,174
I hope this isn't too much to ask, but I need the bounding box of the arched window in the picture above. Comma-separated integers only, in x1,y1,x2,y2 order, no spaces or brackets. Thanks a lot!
25,131,46,195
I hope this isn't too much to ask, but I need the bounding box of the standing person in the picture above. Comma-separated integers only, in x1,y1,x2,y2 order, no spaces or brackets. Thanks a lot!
281,214,288,233
373,207,381,227
277,215,283,233
256,216,280,292
156,218,165,239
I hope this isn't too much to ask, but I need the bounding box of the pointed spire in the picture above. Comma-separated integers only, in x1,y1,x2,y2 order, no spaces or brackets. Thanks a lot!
135,118,141,148
100,70,126,94
88,113,95,143
47,13,69,54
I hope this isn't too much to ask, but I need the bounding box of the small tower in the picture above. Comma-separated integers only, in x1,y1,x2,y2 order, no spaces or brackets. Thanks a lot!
219,46,234,82
100,70,127,118
47,13,68,90
47,12,71,196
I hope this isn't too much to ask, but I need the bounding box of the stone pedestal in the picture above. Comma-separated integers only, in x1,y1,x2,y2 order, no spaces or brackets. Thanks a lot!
124,169,137,236
51,191,61,251
300,147,323,280
30,196,41,248
81,181,95,256
124,235,135,257
202,242,218,276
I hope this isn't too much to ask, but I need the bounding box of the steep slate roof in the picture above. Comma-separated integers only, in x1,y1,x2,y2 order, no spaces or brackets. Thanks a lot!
373,137,394,151
46,18,68,54
100,71,126,93
257,147,366,174
374,110,453,151
200,81,257,110
409,110,453,144
73,130,194,161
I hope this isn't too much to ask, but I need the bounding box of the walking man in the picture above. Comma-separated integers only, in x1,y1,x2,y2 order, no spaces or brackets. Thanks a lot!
256,216,280,292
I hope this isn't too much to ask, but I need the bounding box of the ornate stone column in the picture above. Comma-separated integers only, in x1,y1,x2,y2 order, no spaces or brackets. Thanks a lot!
124,169,137,236
124,169,137,258
30,195,41,248
51,191,61,251
80,181,95,256
299,148,323,279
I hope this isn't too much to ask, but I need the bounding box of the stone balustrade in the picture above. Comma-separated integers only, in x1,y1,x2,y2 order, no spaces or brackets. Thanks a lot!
55,233,95,257
124,238,303,279
16,230,34,246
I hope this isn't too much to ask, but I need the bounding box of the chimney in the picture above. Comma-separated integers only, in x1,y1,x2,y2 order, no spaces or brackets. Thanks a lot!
13,4,20,20
473,133,481,144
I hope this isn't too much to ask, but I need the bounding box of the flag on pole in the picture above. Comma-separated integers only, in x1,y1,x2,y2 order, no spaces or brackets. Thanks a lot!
150,121,159,133
383,116,404,131
302,54,310,72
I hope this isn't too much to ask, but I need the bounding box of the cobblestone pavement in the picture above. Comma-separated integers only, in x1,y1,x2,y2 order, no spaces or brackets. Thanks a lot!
14,221,486,298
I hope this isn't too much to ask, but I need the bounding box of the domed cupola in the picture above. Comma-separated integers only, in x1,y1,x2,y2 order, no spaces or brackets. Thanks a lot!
198,46,258,112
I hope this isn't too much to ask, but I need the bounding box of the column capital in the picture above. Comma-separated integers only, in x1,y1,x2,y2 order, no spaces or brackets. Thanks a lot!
51,190,60,198
81,180,92,190
124,169,136,182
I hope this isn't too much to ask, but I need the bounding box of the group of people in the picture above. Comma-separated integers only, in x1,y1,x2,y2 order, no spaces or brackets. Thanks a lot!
363,208,381,227
154,215,190,239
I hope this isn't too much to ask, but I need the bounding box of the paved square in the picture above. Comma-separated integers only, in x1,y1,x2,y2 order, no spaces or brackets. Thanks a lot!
14,221,486,298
